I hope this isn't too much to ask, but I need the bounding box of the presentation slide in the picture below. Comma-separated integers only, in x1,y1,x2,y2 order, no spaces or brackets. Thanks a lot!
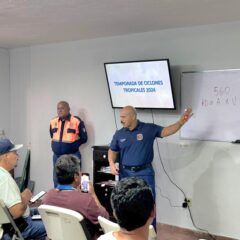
105,60,175,109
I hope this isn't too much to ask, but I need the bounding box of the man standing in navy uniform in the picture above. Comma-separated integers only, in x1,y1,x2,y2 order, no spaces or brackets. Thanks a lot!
108,105,192,198
50,101,88,187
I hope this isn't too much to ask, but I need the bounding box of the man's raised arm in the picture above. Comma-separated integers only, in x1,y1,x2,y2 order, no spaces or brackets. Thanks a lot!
161,107,193,137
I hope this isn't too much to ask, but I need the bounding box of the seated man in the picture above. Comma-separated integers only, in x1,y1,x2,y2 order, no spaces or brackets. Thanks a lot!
98,177,155,240
0,138,46,240
42,154,109,237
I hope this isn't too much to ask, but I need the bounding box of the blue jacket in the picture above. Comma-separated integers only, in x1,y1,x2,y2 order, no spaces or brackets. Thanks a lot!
50,114,87,156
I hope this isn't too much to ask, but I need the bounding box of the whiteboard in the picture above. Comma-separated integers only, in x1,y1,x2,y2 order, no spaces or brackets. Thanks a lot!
181,70,240,142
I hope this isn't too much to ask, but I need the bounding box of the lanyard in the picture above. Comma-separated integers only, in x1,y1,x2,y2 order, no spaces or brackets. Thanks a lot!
56,184,75,190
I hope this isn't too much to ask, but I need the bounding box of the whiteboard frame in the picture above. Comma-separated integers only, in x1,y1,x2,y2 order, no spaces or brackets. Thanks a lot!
180,68,240,142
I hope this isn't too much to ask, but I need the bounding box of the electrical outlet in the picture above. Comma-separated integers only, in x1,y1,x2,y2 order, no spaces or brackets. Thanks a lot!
182,198,191,208
184,198,192,207
185,198,191,207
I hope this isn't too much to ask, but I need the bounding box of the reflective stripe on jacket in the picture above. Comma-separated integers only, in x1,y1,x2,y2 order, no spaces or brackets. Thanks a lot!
50,115,80,143
50,114,87,156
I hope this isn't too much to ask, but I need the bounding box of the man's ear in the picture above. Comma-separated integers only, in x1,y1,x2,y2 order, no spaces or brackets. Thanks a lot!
74,173,80,182
132,113,137,121
0,154,6,163
150,204,156,218
5,153,10,161
112,210,118,221
145,205,156,226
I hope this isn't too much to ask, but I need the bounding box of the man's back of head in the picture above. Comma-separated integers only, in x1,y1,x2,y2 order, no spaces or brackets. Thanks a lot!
111,177,155,232
55,154,80,185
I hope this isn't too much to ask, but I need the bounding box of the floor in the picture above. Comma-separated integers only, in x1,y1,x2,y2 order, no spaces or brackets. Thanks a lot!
157,223,237,240
33,201,235,240
157,223,197,240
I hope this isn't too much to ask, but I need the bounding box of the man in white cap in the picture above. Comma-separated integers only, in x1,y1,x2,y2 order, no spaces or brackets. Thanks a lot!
0,138,46,240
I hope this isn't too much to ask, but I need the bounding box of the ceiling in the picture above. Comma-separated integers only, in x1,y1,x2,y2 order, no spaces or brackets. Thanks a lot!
1,0,240,49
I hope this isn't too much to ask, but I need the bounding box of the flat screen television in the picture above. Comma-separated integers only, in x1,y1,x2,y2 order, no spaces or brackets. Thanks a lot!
104,59,176,109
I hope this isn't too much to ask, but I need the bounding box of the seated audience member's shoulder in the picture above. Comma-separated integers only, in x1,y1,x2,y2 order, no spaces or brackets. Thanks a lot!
98,231,116,240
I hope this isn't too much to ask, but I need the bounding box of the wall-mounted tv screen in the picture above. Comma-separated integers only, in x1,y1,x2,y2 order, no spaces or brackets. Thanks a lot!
104,59,176,109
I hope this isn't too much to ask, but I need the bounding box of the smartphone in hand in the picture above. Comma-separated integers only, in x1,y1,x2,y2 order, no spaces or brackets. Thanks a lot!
81,173,90,193
30,191,46,203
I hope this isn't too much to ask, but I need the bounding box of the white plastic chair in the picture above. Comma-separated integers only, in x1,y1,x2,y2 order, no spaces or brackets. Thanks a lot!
148,224,157,240
98,216,157,240
0,226,3,239
0,199,24,240
98,216,120,233
38,204,91,240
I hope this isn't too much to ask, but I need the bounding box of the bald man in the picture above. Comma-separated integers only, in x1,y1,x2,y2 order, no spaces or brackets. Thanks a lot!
50,101,88,187
108,105,192,198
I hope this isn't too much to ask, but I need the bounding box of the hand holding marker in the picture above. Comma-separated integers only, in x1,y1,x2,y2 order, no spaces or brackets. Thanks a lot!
179,107,193,126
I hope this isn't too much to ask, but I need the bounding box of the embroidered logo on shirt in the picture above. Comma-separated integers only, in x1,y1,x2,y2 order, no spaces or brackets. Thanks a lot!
120,138,126,142
137,133,143,141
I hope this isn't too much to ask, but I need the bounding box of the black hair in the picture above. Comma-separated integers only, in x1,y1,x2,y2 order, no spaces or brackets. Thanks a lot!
111,177,154,231
55,154,80,184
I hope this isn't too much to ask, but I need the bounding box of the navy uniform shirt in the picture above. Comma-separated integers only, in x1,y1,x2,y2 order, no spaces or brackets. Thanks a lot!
110,121,163,166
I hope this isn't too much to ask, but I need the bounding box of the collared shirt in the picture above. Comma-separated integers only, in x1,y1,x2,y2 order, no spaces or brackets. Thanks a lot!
110,121,163,166
0,167,30,217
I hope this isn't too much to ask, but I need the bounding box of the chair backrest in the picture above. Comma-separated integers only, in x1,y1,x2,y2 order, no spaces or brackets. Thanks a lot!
148,224,157,239
98,216,120,233
0,226,3,239
98,216,156,240
0,200,24,240
38,204,91,240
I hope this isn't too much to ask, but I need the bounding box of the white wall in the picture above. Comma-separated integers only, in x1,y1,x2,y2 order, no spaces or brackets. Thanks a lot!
10,21,240,239
0,49,10,136
10,48,31,176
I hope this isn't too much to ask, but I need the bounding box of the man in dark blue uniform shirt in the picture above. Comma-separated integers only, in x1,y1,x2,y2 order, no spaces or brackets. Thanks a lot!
108,105,192,198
